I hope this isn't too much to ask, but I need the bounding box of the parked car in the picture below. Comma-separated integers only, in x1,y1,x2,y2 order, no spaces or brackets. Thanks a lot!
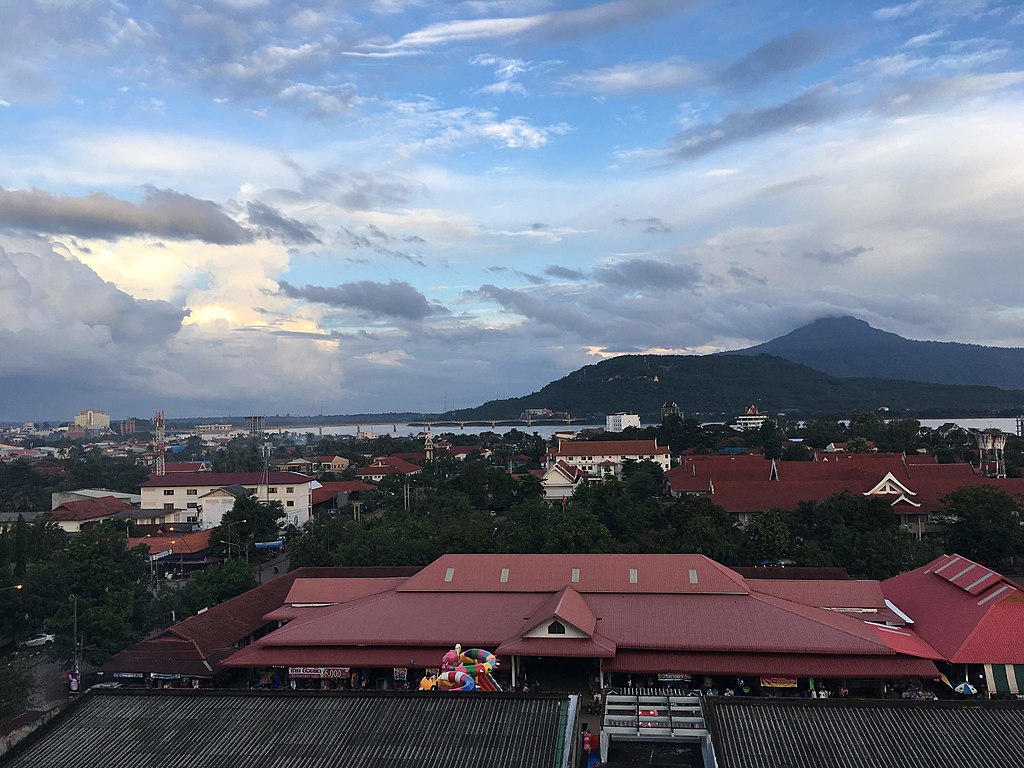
19,633,55,649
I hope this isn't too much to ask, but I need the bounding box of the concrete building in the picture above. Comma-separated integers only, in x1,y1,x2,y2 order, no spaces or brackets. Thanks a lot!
605,413,641,433
140,471,316,529
73,409,110,431
545,439,671,480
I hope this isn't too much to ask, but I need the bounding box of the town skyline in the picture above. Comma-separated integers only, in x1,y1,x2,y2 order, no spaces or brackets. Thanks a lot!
2,0,1023,421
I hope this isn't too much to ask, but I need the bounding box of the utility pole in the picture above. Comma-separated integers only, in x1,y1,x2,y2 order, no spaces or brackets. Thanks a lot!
71,594,79,675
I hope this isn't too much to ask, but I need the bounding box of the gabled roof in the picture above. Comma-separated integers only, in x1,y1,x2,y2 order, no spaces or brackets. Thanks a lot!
883,553,1024,663
141,472,313,488
520,585,597,636
397,553,750,594
49,496,134,522
554,439,669,457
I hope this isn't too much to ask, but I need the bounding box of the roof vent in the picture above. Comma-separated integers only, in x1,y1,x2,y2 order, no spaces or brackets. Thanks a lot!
500,567,510,583
629,568,638,584
571,568,580,583
688,568,698,585
444,567,455,583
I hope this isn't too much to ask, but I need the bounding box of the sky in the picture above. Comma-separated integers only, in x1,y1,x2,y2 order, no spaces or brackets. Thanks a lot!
2,0,1024,421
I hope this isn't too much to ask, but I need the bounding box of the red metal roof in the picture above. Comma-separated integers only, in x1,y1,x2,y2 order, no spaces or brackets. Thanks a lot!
747,580,889,611
398,554,750,594
604,650,939,678
665,454,1024,514
496,635,616,658
282,577,406,606
311,481,376,505
49,496,133,522
883,554,1024,663
521,586,597,636
868,624,943,659
554,439,669,457
141,471,313,487
128,529,212,555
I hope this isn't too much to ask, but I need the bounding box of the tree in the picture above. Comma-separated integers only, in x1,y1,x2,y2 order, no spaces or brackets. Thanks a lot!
176,560,259,616
210,494,285,560
0,659,30,716
743,510,790,564
939,485,1024,568
844,436,874,454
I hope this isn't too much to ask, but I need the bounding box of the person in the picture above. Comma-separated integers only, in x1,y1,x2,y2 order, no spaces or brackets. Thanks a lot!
582,729,592,754
593,689,602,708
273,565,279,575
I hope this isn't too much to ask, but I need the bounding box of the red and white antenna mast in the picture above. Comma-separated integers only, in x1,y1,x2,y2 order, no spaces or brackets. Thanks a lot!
154,410,166,477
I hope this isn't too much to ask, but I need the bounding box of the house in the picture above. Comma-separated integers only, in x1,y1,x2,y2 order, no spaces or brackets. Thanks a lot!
313,455,351,473
48,496,136,533
354,456,422,482
129,529,215,579
545,439,671,480
311,481,377,515
140,472,316,529
540,461,591,502
51,488,141,509
163,461,212,473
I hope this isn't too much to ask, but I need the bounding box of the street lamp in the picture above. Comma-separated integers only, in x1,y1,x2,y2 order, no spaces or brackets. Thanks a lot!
225,519,247,560
0,584,23,593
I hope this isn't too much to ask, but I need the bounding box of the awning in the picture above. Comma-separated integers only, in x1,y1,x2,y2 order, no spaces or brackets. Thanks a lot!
605,651,939,679
984,664,1024,694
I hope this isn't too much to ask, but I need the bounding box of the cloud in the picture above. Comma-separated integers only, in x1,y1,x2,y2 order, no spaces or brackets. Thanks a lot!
720,29,834,89
591,258,703,292
278,279,437,321
545,265,587,281
801,245,874,264
616,216,672,234
560,57,704,93
245,201,321,244
0,187,252,244
874,1,925,21
353,0,692,54
665,83,846,162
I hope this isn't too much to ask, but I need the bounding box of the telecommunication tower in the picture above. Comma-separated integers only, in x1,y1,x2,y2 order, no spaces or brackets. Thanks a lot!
153,410,166,477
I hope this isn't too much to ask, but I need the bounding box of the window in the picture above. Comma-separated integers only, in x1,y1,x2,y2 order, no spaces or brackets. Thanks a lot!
268,487,277,494
186,502,197,509
286,500,295,507
286,487,294,493
187,516,197,523
186,489,197,496
163,503,174,510
547,620,566,635
163,489,174,496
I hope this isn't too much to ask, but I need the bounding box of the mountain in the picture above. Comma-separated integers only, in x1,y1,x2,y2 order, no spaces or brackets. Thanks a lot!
448,352,1024,422
727,316,1024,390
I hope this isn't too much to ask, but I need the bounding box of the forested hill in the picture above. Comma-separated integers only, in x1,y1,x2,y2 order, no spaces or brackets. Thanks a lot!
727,316,1024,390
448,353,1024,421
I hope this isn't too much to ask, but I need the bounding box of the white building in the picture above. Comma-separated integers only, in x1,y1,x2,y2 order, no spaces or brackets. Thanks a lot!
605,413,641,433
545,439,671,481
734,405,768,431
73,409,110,431
140,471,316,529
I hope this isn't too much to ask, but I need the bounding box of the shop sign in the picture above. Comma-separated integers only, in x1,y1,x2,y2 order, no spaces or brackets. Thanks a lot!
112,672,145,679
657,673,689,682
289,667,350,679
760,676,797,688
393,667,408,681
150,673,181,680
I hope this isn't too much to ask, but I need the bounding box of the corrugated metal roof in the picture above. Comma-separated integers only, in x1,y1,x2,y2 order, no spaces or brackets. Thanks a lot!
398,554,750,594
3,690,569,768
884,554,1024,663
705,697,1024,768
605,650,937,677
554,439,668,457
140,471,313,488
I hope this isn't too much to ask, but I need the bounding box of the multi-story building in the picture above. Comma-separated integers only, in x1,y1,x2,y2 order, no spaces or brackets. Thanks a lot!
734,405,768,431
605,413,641,433
140,471,315,529
73,409,110,431
545,439,671,481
